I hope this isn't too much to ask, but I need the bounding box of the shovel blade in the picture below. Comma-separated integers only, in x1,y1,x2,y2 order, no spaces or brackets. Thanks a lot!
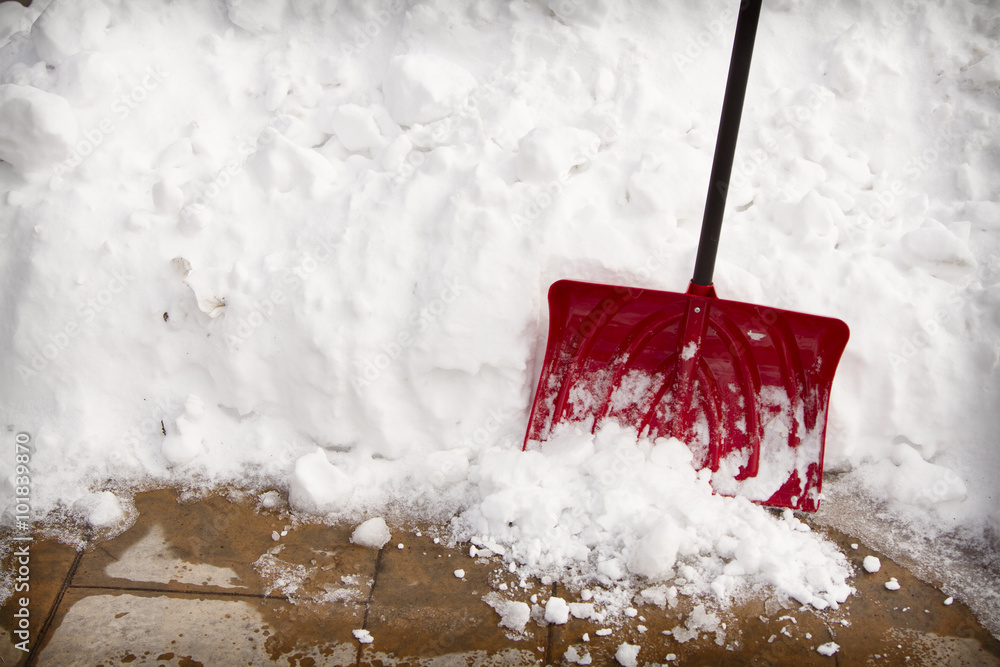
523,280,850,511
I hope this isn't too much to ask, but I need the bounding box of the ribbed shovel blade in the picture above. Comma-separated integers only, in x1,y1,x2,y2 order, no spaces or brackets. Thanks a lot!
523,280,850,511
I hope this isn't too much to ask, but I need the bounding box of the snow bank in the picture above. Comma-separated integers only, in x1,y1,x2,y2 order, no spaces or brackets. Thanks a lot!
0,0,998,635
0,84,77,171
384,54,477,126
288,448,354,515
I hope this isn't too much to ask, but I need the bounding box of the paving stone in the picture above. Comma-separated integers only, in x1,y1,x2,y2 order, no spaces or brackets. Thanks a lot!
815,525,1000,665
34,587,362,666
74,488,378,604
547,525,1000,666
360,528,547,666
0,536,78,665
6,489,999,665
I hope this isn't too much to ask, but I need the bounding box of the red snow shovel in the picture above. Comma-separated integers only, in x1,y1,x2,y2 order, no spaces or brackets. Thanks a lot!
522,0,849,511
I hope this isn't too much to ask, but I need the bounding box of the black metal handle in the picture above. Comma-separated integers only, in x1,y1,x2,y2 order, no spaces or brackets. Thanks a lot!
691,0,763,288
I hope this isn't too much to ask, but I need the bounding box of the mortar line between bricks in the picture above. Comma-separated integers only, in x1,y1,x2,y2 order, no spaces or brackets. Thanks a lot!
65,583,288,601
356,546,385,665
26,549,83,667
544,581,557,665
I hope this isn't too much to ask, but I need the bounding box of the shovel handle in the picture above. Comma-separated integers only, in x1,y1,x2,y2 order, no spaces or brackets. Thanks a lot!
691,0,763,288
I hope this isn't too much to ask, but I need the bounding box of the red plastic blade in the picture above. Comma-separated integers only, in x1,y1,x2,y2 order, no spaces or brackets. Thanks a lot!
523,280,850,511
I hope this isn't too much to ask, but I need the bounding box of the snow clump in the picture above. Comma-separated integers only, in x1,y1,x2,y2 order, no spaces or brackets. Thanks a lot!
350,517,391,549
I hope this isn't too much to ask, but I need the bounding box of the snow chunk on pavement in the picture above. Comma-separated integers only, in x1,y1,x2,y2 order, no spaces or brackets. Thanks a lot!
383,54,476,126
885,577,901,591
483,593,530,633
544,596,570,624
863,556,881,573
816,641,840,656
350,517,391,549
669,604,720,644
565,645,592,665
287,448,354,515
614,642,640,667
0,84,78,172
352,628,373,644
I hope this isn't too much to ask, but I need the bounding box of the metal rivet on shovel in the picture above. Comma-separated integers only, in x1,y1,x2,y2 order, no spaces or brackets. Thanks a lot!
521,0,850,512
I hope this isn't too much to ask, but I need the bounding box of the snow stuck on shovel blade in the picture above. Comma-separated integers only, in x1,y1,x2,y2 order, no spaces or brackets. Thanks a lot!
550,364,827,507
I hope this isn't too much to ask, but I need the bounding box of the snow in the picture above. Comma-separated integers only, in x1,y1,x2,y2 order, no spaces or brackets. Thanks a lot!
863,556,881,573
669,603,721,644
885,578,901,591
0,84,77,171
483,593,530,634
72,490,126,529
0,0,998,638
325,104,384,153
350,517,391,550
565,645,592,665
30,0,110,66
614,642,640,667
463,423,852,610
352,628,374,644
816,641,840,656
287,448,354,516
544,596,570,625
384,54,477,126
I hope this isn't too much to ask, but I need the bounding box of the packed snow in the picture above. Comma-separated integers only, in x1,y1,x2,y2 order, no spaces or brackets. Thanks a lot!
544,595,570,624
0,0,998,639
350,516,391,549
352,628,374,644
614,642,640,667
816,641,840,656
483,592,531,634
